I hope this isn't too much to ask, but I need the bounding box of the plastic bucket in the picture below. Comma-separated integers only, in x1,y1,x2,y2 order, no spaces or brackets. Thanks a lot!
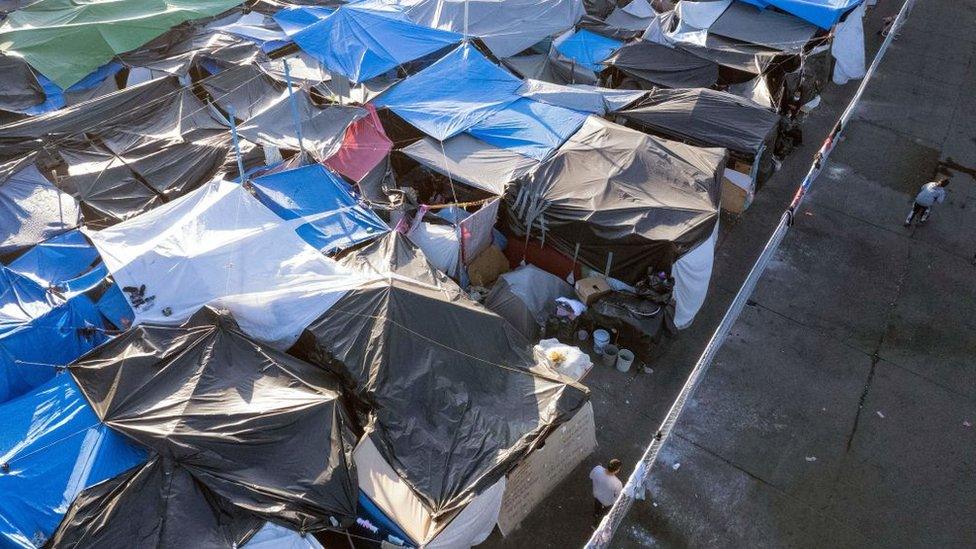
593,329,610,355
616,349,635,373
602,345,619,367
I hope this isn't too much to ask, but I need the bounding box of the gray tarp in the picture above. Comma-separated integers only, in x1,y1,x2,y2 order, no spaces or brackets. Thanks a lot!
67,308,360,531
0,56,44,114
709,1,818,53
0,154,79,257
604,40,720,89
507,116,724,283
484,264,574,339
290,232,589,520
616,87,781,155
401,134,538,196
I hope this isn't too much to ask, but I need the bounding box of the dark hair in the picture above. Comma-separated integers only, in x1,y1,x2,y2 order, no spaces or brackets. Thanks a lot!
607,459,622,473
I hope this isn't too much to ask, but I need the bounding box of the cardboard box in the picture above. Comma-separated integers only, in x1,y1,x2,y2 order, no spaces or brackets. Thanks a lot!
721,167,754,215
467,245,509,287
574,276,611,305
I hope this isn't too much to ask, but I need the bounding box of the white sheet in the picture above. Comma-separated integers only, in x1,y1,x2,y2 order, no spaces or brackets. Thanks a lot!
86,179,370,349
832,3,866,85
244,523,323,549
672,221,719,329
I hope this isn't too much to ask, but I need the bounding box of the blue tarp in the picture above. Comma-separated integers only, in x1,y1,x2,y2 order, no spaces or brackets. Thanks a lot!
6,230,99,289
0,375,147,548
0,267,52,336
95,284,135,330
251,164,389,254
554,29,623,73
273,5,335,37
468,98,589,160
292,5,462,83
376,42,524,140
0,295,108,404
355,492,416,547
20,62,122,116
738,0,862,29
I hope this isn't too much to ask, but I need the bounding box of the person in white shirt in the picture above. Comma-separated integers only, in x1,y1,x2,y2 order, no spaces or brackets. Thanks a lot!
590,458,623,525
905,177,950,227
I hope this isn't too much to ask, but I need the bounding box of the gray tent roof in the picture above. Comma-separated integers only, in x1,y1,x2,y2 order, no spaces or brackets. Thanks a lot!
401,134,538,196
604,40,720,89
484,264,574,340
617,87,781,154
709,1,818,53
509,116,724,283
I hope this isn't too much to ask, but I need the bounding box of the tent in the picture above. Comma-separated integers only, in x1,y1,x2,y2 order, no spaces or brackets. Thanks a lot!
86,178,371,349
401,134,538,196
290,232,589,522
506,116,725,286
250,164,389,254
739,0,863,29
603,40,720,89
375,42,523,140
467,97,589,161
616,87,782,157
484,264,574,339
518,79,648,115
0,0,242,88
291,4,462,83
0,155,79,258
323,105,394,182
553,29,623,73
709,1,819,53
0,375,147,548
357,0,585,58
66,307,360,530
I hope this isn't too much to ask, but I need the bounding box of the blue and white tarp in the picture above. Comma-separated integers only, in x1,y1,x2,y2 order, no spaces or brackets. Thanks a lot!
376,42,523,140
251,164,389,254
5,230,99,289
468,98,588,160
739,0,863,29
292,5,462,83
0,375,147,548
273,5,335,37
553,29,623,73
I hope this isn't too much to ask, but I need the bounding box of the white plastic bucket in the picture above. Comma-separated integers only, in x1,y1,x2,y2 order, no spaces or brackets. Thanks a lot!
593,329,610,355
616,349,635,373
602,345,619,367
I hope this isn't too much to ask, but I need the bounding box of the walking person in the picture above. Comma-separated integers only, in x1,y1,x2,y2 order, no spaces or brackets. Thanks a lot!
905,176,950,227
590,458,623,526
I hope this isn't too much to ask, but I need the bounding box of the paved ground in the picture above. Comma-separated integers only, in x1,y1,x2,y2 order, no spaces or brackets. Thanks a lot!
485,0,976,546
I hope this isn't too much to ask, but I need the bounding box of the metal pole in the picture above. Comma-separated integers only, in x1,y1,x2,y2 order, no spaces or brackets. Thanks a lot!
282,58,308,160
227,105,246,183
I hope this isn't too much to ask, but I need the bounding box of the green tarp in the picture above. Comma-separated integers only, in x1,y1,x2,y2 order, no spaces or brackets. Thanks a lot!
0,0,242,88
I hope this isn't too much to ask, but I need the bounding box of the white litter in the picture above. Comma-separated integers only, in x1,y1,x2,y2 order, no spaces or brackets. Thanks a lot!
672,463,681,470
805,456,817,462
876,411,885,419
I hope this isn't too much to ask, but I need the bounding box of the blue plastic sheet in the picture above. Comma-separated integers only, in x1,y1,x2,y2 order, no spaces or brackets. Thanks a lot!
355,492,416,547
251,164,389,254
292,5,462,83
0,267,52,336
468,98,588,160
0,375,147,548
738,0,862,29
273,5,335,37
95,284,135,330
0,295,108,403
554,29,623,73
376,42,523,140
7,230,99,288
20,62,122,116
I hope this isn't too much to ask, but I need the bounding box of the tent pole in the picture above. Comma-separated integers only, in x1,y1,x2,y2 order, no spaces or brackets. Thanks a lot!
227,106,246,183
604,251,613,277
282,58,308,161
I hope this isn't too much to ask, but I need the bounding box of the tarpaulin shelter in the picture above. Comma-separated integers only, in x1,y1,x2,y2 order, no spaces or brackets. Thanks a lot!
356,0,585,58
484,264,574,339
323,105,393,183
708,1,819,53
291,4,463,83
239,89,367,162
0,375,147,548
467,97,589,160
506,116,724,286
86,178,371,349
0,155,78,258
401,134,537,196
518,79,647,115
63,307,360,531
603,40,720,89
739,0,863,29
375,42,523,141
0,57,45,118
250,164,389,254
290,232,589,524
552,29,623,73
0,0,243,88
616,87,782,157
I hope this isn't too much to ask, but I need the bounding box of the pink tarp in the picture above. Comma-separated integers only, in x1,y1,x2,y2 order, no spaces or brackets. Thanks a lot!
324,105,392,182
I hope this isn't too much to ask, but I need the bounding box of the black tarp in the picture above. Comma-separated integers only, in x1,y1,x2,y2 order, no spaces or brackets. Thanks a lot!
47,457,265,549
290,232,589,519
505,116,724,283
67,307,360,531
616,87,781,155
604,40,720,89
0,56,44,115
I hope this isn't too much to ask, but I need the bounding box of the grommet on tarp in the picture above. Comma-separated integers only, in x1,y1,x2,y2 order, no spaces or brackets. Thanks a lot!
1,462,9,473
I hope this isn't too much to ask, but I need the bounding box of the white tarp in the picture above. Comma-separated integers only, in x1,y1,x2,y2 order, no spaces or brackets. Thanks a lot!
354,436,506,548
519,79,647,114
831,2,866,85
86,179,370,349
244,523,324,549
407,221,462,279
672,220,719,329
727,75,777,109
677,0,732,30
401,134,537,196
